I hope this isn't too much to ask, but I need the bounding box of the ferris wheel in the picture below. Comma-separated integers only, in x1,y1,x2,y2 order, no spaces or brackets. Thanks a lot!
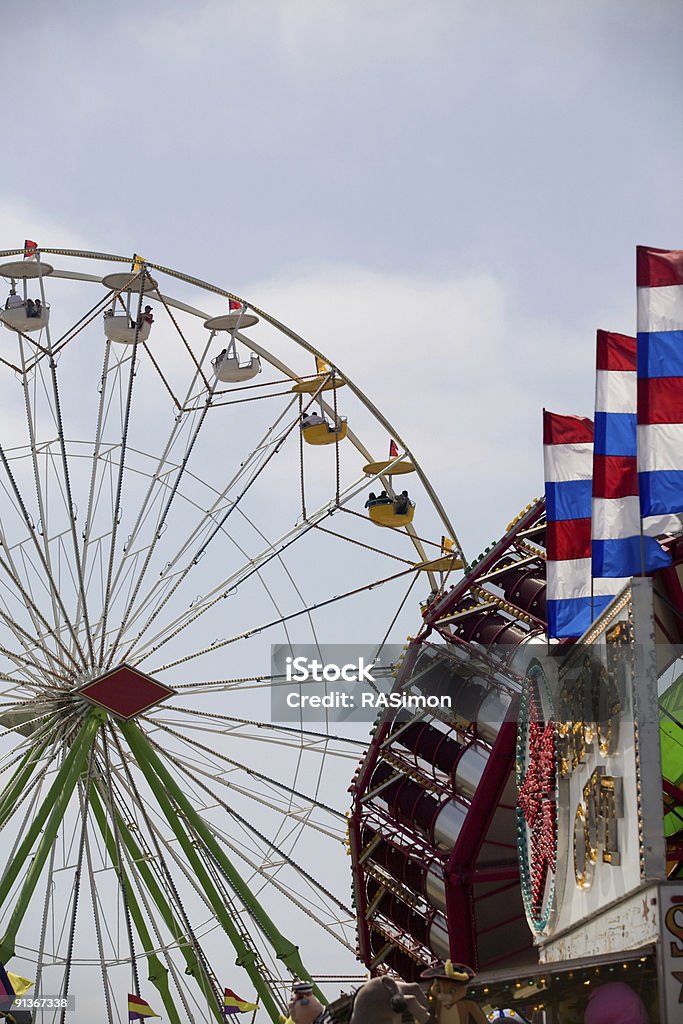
0,245,464,1024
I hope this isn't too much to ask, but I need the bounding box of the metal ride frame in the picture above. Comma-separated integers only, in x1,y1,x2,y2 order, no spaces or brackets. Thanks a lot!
349,499,549,978
0,246,467,1023
349,497,683,984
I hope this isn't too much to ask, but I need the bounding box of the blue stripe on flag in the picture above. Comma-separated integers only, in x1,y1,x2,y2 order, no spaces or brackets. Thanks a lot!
638,470,683,517
545,479,592,522
593,412,636,457
547,597,593,638
592,535,671,577
637,330,683,378
591,594,618,619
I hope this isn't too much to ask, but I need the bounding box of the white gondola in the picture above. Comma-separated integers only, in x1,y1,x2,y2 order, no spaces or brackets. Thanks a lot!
1,304,50,333
213,351,262,383
103,314,152,345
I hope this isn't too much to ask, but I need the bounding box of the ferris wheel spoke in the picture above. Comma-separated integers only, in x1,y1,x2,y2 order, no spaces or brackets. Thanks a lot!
88,777,213,1022
104,355,220,671
153,742,353,918
0,444,88,666
58,759,94,1024
148,558,417,675
79,335,115,630
111,722,289,1019
142,718,344,823
82,824,116,1024
155,705,366,752
129,760,355,956
40,310,97,669
104,726,234,1010
34,831,58,1010
0,596,75,683
125,465,372,668
0,549,82,675
17,335,71,667
97,274,153,667
98,318,220,652
112,395,304,665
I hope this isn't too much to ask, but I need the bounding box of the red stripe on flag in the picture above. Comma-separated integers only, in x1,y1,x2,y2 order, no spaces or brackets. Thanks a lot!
543,410,593,446
546,518,591,561
637,376,683,425
592,455,638,499
636,246,683,288
596,331,636,371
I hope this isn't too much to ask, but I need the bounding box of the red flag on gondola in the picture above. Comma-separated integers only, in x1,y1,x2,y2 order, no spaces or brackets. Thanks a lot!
228,298,243,311
389,440,399,458
23,240,37,259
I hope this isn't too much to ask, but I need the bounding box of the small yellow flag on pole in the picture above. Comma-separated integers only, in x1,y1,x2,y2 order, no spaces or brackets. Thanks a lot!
315,356,330,374
7,973,32,997
441,536,455,556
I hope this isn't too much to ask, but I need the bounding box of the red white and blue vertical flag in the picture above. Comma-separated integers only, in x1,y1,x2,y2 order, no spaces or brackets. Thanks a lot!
592,331,670,616
637,246,683,538
544,411,594,638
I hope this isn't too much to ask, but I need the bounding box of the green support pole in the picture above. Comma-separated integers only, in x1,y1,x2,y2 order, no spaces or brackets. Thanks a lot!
89,785,221,1024
87,788,184,1024
0,738,49,825
0,713,103,961
125,721,322,996
119,720,288,1023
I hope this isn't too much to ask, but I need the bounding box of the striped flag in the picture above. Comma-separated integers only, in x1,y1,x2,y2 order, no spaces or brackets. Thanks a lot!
592,331,670,616
637,246,683,537
543,410,594,638
128,993,160,1020
223,988,258,1015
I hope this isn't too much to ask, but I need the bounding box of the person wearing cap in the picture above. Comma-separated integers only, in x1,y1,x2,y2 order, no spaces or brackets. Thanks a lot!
420,960,487,1024
5,286,24,310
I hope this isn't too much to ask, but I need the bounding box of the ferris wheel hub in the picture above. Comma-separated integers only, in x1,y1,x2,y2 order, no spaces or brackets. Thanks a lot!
76,663,176,720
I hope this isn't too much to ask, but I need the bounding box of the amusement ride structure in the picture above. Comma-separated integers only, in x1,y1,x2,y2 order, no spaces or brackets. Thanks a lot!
0,245,466,1023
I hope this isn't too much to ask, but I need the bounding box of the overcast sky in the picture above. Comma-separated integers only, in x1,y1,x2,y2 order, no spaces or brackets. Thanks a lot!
3,0,682,555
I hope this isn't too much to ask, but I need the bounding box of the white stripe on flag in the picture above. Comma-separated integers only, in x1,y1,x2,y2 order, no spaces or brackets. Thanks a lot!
637,284,683,332
591,496,641,539
543,442,593,482
637,423,683,472
595,370,637,415
593,576,631,597
546,558,592,599
642,512,683,538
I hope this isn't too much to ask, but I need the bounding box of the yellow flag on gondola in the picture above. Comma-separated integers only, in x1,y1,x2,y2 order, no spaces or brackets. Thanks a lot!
441,536,454,556
315,356,330,374
132,254,146,273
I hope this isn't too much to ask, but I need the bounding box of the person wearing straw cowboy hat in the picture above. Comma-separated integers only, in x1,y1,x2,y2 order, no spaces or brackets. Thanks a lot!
420,960,488,1024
